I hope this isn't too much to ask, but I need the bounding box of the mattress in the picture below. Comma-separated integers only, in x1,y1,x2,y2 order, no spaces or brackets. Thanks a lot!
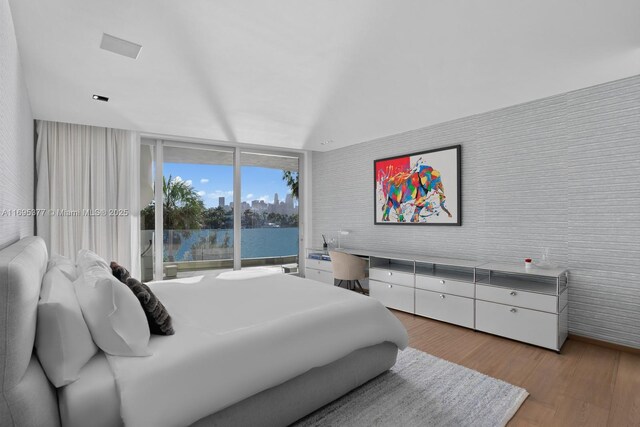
57,343,397,427
106,273,407,427
57,352,122,427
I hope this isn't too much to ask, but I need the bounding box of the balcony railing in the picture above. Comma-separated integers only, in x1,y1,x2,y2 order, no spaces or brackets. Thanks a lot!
140,228,299,280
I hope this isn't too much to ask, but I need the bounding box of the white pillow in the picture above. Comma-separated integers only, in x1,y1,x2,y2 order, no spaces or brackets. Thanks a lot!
74,274,151,357
47,254,78,281
76,249,111,287
36,267,98,387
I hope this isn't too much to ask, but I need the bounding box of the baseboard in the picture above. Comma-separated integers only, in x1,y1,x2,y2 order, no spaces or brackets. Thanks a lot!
568,334,640,355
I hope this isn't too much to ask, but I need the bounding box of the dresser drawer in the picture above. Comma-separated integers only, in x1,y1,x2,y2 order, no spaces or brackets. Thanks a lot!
306,259,333,272
476,284,557,313
476,300,559,350
305,268,334,285
369,280,414,313
415,289,474,328
415,275,474,298
369,268,414,288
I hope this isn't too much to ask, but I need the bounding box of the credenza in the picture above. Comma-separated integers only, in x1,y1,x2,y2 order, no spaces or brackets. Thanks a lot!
305,248,569,351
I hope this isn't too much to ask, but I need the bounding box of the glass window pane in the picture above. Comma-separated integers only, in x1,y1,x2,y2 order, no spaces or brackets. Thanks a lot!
240,152,299,273
161,145,235,278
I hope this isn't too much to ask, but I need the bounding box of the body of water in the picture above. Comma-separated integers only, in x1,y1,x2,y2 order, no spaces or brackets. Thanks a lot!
163,227,299,261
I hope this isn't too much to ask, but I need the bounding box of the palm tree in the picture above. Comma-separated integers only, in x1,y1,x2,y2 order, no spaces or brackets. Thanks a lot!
162,175,205,230
141,176,205,230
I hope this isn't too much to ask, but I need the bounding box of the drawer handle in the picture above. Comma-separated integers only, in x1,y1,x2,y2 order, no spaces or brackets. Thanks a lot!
440,294,446,299
510,291,517,296
388,284,393,289
510,308,517,313
388,272,393,276
440,280,446,284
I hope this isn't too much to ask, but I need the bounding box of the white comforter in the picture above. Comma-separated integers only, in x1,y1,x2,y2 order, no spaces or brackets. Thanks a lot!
106,273,408,427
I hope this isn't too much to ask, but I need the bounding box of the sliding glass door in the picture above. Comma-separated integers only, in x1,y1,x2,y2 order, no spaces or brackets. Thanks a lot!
240,151,299,272
161,144,235,278
141,139,301,280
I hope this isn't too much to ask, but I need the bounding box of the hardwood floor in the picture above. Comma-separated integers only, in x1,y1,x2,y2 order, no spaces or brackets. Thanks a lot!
392,310,640,426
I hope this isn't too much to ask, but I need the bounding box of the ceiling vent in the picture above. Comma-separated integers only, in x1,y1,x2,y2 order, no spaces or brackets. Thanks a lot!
100,33,142,59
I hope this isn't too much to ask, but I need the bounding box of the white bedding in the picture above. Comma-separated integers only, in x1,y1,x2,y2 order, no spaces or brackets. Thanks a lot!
58,352,121,427
105,273,408,427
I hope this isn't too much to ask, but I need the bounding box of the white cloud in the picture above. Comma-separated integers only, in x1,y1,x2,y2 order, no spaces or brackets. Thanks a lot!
257,195,271,203
185,179,192,186
172,176,183,183
197,191,206,197
200,178,209,184
246,193,254,200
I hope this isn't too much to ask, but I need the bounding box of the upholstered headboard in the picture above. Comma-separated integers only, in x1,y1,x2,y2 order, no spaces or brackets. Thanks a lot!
0,237,60,426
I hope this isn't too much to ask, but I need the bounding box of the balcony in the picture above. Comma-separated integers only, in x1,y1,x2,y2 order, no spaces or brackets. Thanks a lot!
141,228,299,280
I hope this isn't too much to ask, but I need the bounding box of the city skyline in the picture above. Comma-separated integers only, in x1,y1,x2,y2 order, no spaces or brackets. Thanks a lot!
225,191,297,216
163,162,297,209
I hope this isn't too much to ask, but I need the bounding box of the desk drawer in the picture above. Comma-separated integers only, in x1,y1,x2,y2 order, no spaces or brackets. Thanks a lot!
476,284,557,313
369,280,414,313
415,275,474,298
476,300,559,350
306,259,333,272
305,268,334,285
369,268,414,288
415,289,474,328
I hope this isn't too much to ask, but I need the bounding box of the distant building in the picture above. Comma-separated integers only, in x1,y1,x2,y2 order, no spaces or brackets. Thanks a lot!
218,197,225,208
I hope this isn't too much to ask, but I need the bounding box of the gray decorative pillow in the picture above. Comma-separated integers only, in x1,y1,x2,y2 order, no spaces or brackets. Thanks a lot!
110,262,175,336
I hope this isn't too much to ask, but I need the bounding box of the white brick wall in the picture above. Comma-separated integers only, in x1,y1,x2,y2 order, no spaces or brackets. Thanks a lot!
312,75,640,348
0,0,34,250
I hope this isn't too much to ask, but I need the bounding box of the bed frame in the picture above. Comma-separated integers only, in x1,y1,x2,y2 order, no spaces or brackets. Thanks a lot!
0,237,398,427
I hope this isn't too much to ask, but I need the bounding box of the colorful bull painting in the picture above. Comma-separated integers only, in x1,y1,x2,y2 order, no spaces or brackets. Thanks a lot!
374,146,461,225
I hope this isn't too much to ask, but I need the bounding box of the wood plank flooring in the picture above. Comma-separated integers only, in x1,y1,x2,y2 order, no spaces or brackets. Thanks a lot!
392,310,640,426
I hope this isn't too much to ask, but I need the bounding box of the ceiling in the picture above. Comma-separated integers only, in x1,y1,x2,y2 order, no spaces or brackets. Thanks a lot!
8,0,640,152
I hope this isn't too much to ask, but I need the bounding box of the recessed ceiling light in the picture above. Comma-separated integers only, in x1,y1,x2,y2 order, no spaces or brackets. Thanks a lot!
100,33,142,59
92,94,109,102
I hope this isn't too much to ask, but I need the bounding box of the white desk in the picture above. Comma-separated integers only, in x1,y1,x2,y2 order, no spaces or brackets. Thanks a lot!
304,247,568,351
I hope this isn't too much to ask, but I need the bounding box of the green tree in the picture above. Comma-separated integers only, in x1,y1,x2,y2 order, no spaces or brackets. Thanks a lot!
140,175,205,230
203,206,227,229
163,175,205,229
282,170,299,199
242,209,260,228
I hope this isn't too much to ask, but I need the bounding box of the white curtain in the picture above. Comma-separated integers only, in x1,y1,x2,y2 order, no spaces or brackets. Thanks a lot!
36,121,141,277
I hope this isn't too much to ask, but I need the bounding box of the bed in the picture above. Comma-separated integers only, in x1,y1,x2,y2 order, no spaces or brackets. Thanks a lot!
0,237,408,427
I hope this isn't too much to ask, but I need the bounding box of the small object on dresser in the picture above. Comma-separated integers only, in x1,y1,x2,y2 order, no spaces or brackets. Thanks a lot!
524,258,532,269
322,234,328,251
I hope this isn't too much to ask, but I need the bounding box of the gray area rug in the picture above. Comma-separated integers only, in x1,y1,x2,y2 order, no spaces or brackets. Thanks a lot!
294,347,528,427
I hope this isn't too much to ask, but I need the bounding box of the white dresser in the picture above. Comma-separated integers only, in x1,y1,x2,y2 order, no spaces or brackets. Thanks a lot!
304,248,568,351
369,254,415,313
368,254,478,330
414,256,478,329
474,263,568,351
304,256,334,285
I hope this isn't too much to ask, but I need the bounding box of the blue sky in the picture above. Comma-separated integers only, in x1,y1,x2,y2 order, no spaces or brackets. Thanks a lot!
164,163,294,208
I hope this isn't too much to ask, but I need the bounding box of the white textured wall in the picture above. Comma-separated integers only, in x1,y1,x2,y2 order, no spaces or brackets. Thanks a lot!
312,75,640,348
0,0,34,250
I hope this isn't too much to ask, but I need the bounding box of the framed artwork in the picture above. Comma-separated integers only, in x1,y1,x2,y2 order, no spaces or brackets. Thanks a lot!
374,145,461,225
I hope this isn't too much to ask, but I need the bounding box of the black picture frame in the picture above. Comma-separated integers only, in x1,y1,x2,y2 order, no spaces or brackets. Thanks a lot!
373,144,461,225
